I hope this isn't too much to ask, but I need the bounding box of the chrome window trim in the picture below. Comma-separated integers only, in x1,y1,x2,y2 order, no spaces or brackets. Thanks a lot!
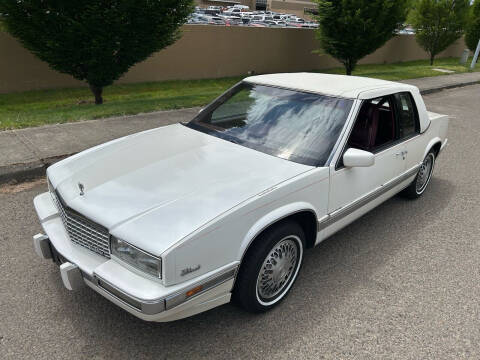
333,91,422,171
318,165,420,231
189,81,355,167
242,80,356,101
332,98,365,171
325,98,362,166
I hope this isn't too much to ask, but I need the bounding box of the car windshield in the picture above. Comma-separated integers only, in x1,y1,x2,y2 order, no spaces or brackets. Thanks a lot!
187,83,353,166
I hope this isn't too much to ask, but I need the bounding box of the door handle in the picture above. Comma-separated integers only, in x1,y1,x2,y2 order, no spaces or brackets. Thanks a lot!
395,151,407,159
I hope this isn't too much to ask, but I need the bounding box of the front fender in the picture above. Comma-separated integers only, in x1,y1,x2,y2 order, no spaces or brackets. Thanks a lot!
237,202,318,260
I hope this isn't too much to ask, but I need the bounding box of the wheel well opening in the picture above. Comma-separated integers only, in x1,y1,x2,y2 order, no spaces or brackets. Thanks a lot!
241,211,318,266
247,211,318,251
234,211,318,295
431,142,442,157
289,211,318,249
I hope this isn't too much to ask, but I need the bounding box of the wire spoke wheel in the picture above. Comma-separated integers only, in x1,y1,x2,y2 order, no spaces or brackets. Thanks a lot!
234,221,305,312
256,236,300,302
416,153,434,194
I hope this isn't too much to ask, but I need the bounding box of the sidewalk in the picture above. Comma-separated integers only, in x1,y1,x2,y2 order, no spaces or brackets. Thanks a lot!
0,107,200,183
1,72,479,184
399,72,480,94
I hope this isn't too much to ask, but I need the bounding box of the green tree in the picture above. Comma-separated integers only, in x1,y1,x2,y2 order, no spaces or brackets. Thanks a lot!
314,0,410,75
409,0,470,65
466,0,480,51
0,1,194,104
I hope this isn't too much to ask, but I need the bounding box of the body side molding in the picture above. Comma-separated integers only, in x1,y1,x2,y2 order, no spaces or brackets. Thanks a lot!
318,165,420,231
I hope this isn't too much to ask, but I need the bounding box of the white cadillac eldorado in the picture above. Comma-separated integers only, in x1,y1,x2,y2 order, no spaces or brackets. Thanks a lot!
33,73,449,322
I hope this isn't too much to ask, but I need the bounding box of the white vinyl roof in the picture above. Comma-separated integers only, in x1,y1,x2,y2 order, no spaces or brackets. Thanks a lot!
244,72,418,99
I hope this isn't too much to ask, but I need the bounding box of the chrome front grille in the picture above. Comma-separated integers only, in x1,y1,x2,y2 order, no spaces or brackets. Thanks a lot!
48,181,111,258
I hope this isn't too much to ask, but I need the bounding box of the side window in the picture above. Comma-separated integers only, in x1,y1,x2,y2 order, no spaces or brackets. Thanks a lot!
393,92,419,139
347,96,396,153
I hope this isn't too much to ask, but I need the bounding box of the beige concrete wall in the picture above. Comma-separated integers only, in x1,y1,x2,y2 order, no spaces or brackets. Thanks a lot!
0,26,466,94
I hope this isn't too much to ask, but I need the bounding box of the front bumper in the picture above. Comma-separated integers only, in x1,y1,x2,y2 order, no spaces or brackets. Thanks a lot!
33,192,237,322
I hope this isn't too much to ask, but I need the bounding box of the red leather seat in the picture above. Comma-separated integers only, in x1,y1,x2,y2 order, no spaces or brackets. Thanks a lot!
349,103,380,151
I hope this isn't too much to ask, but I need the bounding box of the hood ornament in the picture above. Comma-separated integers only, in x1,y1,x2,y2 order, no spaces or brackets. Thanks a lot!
78,182,85,196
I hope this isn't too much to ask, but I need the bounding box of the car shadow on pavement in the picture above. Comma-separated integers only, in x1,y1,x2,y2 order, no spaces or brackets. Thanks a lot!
54,177,455,359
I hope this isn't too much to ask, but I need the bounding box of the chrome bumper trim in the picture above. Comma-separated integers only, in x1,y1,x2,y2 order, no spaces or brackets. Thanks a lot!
92,276,164,314
91,265,238,315
165,267,237,310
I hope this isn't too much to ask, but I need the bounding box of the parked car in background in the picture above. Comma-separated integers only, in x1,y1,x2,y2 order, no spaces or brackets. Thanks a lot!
240,12,254,18
33,73,448,322
286,22,303,28
232,4,250,10
223,8,242,16
288,17,305,24
187,7,316,28
263,20,279,27
224,16,242,26
301,22,319,29
205,6,222,15
207,16,225,25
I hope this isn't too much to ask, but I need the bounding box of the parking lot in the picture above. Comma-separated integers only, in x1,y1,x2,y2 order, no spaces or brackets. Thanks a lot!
1,85,479,359
188,5,319,28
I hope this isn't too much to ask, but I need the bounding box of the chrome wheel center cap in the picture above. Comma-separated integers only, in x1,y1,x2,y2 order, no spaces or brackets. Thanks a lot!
256,237,299,301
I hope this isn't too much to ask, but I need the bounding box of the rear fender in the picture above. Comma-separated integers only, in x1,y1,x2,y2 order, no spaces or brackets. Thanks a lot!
424,137,442,159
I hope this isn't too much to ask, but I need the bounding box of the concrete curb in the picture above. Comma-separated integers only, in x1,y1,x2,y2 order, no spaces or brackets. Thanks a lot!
0,79,477,186
418,80,480,95
0,154,72,185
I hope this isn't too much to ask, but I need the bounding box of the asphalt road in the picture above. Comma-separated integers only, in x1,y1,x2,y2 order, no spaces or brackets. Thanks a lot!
1,85,479,359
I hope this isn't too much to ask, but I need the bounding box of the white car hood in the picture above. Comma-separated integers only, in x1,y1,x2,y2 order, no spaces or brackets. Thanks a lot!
47,124,312,255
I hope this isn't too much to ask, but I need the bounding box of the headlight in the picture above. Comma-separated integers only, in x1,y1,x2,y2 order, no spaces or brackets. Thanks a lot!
110,237,162,279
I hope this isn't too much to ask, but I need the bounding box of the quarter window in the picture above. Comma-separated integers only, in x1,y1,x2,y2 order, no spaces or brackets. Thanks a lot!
394,92,419,139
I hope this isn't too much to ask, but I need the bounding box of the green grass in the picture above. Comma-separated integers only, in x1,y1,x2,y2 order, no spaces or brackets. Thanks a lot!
0,57,478,130
322,57,480,81
0,77,242,130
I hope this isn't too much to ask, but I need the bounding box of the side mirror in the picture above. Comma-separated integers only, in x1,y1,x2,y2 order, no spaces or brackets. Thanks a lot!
343,148,375,168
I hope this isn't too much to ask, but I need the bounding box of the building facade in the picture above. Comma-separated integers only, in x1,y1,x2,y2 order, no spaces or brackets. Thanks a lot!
269,1,317,18
195,0,256,9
